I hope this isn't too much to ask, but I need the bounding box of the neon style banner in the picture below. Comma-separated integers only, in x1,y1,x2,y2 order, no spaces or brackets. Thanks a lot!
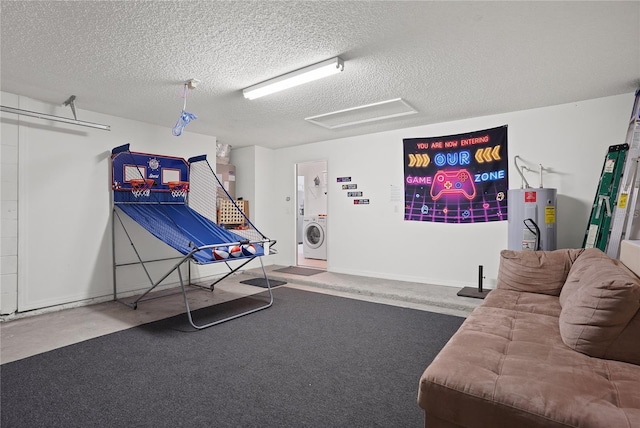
403,125,508,223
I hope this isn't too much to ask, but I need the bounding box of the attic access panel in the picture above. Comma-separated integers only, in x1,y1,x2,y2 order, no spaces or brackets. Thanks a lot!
305,98,417,129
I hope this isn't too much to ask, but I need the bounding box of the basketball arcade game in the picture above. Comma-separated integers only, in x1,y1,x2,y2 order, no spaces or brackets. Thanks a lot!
111,144,276,329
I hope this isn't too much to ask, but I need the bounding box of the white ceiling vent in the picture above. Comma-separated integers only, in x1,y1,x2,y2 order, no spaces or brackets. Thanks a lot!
305,98,418,130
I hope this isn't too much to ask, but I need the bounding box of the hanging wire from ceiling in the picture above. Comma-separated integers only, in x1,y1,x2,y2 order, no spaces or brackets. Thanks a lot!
172,79,199,137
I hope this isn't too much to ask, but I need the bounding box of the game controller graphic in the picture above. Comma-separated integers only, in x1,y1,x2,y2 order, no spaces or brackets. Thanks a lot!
430,169,476,201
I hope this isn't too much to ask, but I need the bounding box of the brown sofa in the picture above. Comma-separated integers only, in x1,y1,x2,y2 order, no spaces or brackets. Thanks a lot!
418,247,640,428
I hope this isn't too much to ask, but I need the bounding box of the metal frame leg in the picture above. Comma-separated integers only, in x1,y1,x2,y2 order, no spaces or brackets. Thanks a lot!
179,256,274,330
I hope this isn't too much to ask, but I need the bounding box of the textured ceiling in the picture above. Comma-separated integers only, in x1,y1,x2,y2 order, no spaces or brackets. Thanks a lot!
1,1,639,149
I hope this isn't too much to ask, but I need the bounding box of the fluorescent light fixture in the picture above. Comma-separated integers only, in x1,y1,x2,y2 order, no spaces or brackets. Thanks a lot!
243,57,344,100
305,98,418,129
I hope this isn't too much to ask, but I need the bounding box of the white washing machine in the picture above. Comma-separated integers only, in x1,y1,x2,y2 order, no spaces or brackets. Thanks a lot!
303,216,327,260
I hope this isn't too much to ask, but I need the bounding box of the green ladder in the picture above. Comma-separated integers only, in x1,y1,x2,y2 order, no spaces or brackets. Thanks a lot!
583,143,629,250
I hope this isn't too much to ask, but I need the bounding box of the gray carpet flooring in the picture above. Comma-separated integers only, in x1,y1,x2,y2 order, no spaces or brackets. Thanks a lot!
1,287,463,428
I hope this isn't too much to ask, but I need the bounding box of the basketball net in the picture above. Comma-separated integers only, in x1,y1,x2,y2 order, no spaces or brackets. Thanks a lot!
132,188,150,198
168,181,189,198
130,179,153,198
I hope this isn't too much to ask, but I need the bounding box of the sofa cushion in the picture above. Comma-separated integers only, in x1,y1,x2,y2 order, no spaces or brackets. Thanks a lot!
559,263,640,365
497,249,583,296
483,288,562,318
560,248,615,307
418,304,640,427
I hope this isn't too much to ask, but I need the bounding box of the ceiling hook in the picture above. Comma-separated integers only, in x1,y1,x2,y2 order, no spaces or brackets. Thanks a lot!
62,95,77,120
186,79,200,90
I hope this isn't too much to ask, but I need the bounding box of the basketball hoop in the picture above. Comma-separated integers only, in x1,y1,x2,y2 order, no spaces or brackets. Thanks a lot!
129,179,154,198
168,181,189,198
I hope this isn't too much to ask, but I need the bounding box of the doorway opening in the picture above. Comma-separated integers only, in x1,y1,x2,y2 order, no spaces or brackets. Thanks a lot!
296,161,327,270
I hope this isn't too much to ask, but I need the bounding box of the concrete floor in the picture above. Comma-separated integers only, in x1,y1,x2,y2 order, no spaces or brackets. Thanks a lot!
0,265,482,365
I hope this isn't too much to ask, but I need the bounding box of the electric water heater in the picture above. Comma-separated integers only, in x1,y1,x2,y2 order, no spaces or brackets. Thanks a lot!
507,188,557,251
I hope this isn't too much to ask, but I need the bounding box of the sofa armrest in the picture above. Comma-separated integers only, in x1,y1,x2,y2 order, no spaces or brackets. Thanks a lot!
497,249,583,296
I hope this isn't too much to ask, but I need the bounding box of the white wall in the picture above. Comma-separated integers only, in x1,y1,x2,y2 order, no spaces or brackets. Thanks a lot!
264,93,636,289
253,146,277,238
1,91,636,314
1,92,20,314
226,145,276,270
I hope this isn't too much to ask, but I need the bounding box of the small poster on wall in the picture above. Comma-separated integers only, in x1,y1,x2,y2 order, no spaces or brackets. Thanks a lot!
403,125,508,223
